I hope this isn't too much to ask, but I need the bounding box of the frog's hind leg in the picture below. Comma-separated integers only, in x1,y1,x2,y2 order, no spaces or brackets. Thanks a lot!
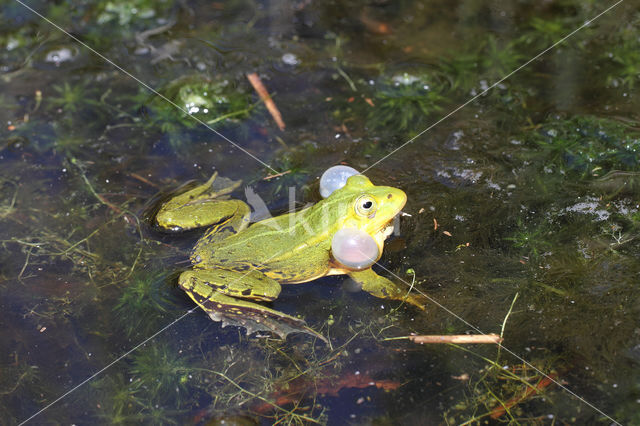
156,173,250,232
179,269,327,343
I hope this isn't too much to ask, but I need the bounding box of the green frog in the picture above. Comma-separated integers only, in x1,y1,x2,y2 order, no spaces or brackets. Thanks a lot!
156,172,425,340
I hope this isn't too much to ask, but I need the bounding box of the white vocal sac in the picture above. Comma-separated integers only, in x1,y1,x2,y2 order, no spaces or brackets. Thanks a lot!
331,227,379,270
319,165,359,198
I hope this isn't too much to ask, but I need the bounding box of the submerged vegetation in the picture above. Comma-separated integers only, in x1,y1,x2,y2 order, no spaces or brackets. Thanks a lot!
2,0,640,424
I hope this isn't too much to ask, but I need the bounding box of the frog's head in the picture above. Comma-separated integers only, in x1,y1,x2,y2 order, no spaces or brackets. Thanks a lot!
324,174,406,256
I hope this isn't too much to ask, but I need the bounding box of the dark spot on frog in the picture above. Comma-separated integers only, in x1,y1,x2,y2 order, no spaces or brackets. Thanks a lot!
387,193,393,199
241,289,252,296
381,288,389,296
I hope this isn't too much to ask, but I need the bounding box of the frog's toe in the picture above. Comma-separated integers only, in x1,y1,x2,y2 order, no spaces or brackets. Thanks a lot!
403,292,429,311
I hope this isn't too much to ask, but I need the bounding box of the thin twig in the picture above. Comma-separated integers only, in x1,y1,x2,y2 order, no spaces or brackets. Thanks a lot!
408,334,503,344
247,72,285,131
263,170,291,180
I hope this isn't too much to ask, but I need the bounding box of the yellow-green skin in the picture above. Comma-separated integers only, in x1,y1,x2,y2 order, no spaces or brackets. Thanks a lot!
156,173,425,339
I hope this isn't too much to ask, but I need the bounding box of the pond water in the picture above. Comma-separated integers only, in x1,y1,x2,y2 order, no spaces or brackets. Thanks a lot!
1,0,639,424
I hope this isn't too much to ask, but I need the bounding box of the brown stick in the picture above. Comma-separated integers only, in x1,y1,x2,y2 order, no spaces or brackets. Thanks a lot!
247,72,285,131
409,334,503,344
263,170,291,180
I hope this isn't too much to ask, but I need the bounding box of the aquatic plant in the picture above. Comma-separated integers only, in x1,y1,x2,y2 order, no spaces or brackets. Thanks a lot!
155,75,252,124
91,359,188,424
530,116,640,178
91,373,142,424
606,35,640,89
524,17,570,48
143,75,254,150
0,360,41,418
129,344,192,402
48,82,94,114
114,272,183,338
445,357,559,424
46,80,116,138
366,73,445,132
96,0,172,26
477,35,526,83
504,219,553,260
437,52,480,93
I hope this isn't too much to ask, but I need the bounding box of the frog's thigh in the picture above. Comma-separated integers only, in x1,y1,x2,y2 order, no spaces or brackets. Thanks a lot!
179,269,281,302
348,269,426,310
179,269,292,319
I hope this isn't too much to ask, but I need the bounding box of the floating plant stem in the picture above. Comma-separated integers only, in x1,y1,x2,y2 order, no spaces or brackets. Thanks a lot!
206,99,262,126
497,292,519,362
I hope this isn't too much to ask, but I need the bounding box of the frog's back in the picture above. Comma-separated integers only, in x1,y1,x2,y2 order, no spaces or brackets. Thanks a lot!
194,210,333,283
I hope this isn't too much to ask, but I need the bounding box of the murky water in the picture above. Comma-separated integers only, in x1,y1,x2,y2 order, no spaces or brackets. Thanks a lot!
2,0,639,424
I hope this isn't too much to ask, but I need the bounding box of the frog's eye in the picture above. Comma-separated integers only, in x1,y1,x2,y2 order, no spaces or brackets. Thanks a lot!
355,195,377,217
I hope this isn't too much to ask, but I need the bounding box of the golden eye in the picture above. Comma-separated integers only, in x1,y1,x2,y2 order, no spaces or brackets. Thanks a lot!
355,195,377,217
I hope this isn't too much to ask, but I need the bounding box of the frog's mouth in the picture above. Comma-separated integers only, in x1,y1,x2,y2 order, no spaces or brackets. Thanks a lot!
376,209,411,240
368,187,407,245
374,212,400,243
378,221,395,240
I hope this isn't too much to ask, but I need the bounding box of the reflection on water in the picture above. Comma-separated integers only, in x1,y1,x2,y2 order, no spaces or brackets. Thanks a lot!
1,0,639,424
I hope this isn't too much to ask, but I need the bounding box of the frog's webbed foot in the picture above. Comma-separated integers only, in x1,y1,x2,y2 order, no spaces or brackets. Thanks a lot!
203,297,327,343
348,268,428,310
179,270,327,343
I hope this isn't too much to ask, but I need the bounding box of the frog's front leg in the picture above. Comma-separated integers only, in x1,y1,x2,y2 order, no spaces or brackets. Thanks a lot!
156,172,250,232
348,269,427,310
179,269,326,342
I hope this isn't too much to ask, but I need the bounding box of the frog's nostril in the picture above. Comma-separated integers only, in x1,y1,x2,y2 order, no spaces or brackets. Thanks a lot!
387,193,393,199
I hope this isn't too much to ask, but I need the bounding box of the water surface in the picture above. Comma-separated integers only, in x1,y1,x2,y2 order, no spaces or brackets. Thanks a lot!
1,0,639,424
